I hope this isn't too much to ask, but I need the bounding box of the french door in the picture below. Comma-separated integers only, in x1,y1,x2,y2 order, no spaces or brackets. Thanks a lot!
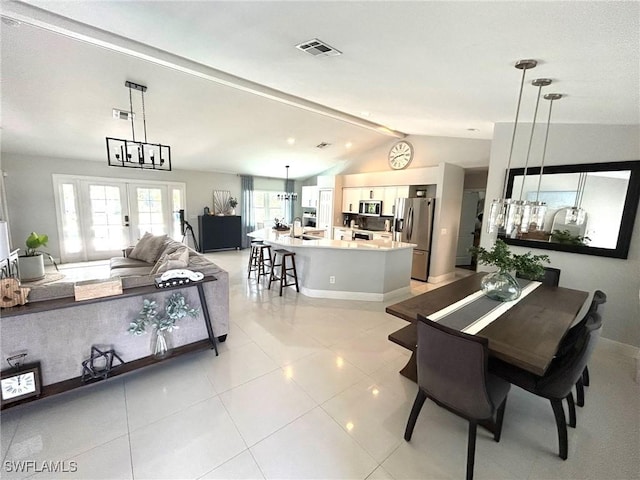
53,175,185,262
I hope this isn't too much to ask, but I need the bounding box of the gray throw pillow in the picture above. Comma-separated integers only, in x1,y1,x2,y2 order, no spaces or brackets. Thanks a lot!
150,246,190,274
129,232,169,264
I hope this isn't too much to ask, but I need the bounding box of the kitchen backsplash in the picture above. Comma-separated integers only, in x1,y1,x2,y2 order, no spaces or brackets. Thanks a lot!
342,214,393,231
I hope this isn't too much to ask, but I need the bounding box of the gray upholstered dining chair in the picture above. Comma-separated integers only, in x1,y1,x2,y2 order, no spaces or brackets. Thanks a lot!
559,290,607,406
489,311,602,460
404,315,510,480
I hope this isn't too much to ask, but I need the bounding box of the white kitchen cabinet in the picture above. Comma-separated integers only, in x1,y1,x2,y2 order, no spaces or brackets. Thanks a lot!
301,186,319,208
382,186,409,216
372,232,393,241
342,188,361,213
364,187,384,200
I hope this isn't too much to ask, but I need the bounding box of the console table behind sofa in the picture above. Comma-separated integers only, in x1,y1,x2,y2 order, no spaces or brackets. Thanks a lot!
1,277,221,409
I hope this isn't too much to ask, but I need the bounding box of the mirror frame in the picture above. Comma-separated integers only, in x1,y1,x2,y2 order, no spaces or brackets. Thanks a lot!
502,160,640,259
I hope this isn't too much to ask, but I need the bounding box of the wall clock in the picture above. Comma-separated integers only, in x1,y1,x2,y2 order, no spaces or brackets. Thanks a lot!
1,362,42,407
388,141,414,170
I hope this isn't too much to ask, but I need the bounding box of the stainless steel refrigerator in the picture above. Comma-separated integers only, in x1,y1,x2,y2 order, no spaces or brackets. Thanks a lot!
394,197,435,281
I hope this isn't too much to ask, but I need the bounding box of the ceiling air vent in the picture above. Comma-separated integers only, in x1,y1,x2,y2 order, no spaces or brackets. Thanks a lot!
112,108,134,121
295,38,342,57
316,142,331,149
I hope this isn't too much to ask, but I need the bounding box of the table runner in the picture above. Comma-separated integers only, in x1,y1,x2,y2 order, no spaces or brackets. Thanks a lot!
429,279,542,335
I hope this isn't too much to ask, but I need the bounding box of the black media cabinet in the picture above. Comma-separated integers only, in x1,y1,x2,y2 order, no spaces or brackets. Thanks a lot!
198,215,242,252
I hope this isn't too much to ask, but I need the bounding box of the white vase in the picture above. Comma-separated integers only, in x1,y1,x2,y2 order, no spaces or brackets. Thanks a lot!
18,254,45,281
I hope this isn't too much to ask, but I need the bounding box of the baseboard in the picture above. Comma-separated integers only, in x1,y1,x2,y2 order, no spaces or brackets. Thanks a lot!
299,285,410,302
427,271,456,284
596,337,640,384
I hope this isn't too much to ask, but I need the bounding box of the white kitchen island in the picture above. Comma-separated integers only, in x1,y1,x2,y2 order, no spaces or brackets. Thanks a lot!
249,229,415,301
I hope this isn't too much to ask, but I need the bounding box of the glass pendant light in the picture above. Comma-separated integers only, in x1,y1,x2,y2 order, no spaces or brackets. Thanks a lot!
517,78,551,234
566,172,588,225
487,59,537,234
529,93,563,233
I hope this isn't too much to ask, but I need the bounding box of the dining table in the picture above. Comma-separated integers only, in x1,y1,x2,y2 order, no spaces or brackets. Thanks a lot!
386,272,589,380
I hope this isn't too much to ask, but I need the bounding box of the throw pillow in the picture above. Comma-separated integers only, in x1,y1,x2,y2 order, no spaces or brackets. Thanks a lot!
129,232,169,264
150,246,190,274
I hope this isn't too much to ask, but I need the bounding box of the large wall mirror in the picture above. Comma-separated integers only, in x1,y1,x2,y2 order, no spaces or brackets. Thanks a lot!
502,160,640,259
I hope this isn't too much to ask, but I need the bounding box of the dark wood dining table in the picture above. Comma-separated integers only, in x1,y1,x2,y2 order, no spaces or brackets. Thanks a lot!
386,272,589,380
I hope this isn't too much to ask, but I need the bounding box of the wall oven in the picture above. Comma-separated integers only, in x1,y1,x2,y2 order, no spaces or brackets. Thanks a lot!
358,200,382,216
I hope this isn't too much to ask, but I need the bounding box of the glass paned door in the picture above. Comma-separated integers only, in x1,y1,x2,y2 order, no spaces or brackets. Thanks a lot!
79,181,129,260
127,184,173,244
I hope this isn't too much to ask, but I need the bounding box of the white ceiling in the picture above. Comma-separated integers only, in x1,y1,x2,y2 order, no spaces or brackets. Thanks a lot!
1,1,638,179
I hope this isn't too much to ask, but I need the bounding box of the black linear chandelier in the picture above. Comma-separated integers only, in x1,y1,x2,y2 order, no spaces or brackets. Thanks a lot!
106,81,171,171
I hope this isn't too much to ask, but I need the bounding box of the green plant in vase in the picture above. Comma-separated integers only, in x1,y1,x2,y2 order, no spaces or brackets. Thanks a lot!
128,293,199,358
18,232,57,281
470,239,549,301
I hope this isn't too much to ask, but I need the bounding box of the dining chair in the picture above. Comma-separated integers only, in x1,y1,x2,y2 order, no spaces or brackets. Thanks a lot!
516,266,561,287
574,290,606,405
404,315,510,480
489,311,602,460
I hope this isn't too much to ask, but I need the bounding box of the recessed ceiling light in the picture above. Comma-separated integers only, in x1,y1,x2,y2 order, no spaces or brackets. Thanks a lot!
345,142,353,149
287,137,295,145
361,111,371,117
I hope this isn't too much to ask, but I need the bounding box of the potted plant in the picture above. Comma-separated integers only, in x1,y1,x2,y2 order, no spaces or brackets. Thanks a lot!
128,293,199,358
550,229,590,245
470,239,549,301
227,197,238,215
17,232,50,281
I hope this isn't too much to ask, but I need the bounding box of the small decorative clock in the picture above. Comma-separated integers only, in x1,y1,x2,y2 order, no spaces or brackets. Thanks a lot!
388,141,414,170
1,361,42,407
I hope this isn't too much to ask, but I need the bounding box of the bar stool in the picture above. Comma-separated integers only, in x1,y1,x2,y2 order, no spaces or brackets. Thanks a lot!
268,249,299,296
247,241,272,280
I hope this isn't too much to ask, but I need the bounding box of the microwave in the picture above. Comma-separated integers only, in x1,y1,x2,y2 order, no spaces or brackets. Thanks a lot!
359,200,382,216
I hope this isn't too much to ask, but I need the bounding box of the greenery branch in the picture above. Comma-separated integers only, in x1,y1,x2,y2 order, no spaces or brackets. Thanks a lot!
128,293,199,336
470,239,550,280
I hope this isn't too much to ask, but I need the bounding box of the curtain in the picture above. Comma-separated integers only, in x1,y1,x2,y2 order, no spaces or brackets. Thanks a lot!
0,170,11,247
285,178,295,224
240,175,254,249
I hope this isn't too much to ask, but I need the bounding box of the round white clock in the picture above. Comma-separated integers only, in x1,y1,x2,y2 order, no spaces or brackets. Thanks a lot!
388,141,413,170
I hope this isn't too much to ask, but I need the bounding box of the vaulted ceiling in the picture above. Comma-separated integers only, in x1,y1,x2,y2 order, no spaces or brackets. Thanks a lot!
1,1,638,179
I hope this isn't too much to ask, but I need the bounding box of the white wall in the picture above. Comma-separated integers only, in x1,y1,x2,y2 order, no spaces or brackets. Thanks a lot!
3,154,241,259
322,134,491,175
482,124,640,347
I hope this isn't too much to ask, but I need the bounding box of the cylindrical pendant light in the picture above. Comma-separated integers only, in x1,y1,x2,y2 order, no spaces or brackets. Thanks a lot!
487,59,537,234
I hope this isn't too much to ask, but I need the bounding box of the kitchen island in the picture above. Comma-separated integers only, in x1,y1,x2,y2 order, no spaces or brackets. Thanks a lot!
249,229,415,301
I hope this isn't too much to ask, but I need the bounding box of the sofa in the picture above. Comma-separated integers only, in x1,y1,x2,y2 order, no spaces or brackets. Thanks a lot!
1,234,229,391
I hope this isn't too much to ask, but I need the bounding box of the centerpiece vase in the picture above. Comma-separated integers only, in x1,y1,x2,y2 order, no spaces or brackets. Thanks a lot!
481,271,521,302
152,329,171,359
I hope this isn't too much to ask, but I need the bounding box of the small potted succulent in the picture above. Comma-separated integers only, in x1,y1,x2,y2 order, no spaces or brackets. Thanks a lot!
17,232,50,281
470,239,549,301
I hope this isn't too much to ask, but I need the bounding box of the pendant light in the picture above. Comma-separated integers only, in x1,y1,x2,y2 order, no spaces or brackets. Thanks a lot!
277,165,298,201
106,81,171,171
517,78,551,235
529,93,563,233
487,59,537,234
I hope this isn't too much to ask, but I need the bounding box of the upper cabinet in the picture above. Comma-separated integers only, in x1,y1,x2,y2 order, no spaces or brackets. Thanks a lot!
301,186,319,208
342,186,410,215
342,188,361,213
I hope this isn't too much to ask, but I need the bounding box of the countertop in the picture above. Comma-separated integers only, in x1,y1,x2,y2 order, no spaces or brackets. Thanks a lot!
333,226,393,235
249,229,414,251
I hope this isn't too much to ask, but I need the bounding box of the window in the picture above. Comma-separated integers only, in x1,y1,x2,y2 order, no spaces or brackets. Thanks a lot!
253,190,285,228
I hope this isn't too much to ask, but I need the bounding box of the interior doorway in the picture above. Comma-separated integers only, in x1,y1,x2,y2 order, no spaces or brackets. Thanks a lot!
455,190,485,269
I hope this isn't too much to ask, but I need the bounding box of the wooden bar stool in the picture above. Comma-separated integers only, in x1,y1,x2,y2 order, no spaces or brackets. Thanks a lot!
268,249,299,296
248,242,272,280
247,240,263,278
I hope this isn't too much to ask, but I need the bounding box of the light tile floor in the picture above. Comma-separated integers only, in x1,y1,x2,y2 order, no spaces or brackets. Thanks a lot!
2,250,639,479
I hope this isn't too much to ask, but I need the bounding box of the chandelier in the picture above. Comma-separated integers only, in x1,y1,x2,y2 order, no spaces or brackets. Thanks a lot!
487,59,559,237
106,81,171,171
277,165,298,201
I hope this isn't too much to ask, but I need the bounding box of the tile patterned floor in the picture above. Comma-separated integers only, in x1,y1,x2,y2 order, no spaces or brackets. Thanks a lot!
2,250,639,479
